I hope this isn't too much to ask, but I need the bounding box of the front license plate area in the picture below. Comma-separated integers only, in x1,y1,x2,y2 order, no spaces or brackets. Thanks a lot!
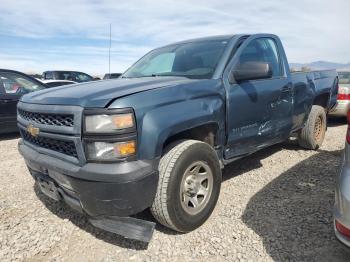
37,177,61,201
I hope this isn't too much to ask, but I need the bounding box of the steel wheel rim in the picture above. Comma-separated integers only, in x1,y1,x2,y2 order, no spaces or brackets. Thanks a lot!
180,161,213,215
314,115,324,143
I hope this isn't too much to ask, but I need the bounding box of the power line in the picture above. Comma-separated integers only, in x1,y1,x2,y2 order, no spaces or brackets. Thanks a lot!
109,23,111,75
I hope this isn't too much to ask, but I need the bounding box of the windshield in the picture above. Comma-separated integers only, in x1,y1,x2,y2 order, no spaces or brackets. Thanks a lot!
338,72,350,84
123,40,228,79
0,72,45,94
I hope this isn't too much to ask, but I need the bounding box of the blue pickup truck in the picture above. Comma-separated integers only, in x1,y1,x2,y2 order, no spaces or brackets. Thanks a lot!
17,34,338,242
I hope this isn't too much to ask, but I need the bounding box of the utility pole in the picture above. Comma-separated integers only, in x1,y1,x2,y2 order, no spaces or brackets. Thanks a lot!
109,23,111,75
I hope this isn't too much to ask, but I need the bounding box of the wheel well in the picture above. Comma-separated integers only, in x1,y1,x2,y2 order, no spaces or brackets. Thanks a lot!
163,123,218,150
313,93,329,108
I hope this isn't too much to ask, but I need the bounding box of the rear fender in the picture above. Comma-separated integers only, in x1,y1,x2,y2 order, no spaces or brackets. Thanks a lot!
328,77,339,110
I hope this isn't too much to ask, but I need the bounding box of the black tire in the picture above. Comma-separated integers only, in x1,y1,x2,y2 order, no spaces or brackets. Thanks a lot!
150,140,221,232
298,105,327,150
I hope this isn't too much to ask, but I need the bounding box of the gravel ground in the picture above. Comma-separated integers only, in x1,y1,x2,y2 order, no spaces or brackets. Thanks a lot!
1,119,350,261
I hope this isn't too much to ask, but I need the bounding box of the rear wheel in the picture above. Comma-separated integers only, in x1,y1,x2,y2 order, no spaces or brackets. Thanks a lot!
150,140,221,232
298,105,327,150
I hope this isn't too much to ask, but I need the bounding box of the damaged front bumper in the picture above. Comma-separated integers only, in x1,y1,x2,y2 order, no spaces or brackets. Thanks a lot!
19,140,158,242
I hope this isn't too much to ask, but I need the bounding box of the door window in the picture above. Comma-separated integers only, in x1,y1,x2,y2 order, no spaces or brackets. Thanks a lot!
75,72,93,82
0,72,45,94
45,72,54,80
237,38,282,78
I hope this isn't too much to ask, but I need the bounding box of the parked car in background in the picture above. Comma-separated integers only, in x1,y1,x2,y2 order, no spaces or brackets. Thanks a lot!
40,79,77,88
0,69,46,134
103,73,122,79
42,71,96,83
329,71,350,117
17,34,338,242
28,74,43,79
334,110,350,247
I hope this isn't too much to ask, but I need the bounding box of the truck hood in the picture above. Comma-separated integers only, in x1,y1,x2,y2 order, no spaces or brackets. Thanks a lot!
21,77,195,108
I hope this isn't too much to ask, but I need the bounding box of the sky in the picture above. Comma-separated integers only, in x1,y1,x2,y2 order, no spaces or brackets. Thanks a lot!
0,0,349,76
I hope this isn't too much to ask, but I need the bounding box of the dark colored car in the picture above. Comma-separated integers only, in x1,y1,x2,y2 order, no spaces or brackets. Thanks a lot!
28,74,43,79
42,71,95,83
17,34,338,242
0,69,46,134
103,73,122,79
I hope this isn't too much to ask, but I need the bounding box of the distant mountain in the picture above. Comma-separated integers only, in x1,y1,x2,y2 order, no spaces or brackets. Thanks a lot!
289,61,350,71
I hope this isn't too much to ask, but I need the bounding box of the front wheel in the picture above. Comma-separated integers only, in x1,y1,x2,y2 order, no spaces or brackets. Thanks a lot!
150,140,221,232
298,105,327,150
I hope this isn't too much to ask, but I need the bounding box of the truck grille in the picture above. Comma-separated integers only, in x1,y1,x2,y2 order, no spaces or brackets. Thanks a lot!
20,129,78,158
18,108,74,127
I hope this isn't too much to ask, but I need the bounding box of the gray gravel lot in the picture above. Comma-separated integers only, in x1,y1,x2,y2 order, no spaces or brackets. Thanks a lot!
1,119,350,261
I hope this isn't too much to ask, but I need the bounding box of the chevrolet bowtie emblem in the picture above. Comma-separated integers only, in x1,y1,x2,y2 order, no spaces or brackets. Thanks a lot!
26,124,40,137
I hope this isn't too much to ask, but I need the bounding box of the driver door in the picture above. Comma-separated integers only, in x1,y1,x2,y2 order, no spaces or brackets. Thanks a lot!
223,36,293,159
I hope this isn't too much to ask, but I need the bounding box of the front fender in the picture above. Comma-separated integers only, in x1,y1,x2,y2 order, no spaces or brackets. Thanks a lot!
139,97,224,159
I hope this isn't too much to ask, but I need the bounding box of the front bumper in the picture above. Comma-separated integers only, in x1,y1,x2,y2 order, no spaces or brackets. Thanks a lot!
329,100,350,117
19,140,159,218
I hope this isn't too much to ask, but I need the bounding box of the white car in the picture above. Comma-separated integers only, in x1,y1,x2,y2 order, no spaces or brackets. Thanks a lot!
38,79,77,88
329,72,350,117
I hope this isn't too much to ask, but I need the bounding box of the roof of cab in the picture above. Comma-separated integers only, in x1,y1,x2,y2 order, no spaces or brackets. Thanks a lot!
162,34,237,47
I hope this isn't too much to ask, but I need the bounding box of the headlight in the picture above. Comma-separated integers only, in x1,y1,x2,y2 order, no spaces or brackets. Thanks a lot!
85,113,134,133
86,140,136,160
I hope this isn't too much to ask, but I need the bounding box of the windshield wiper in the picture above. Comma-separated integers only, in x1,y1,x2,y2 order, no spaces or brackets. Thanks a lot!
149,74,190,78
138,74,159,77
123,74,190,79
134,74,167,77
123,75,157,78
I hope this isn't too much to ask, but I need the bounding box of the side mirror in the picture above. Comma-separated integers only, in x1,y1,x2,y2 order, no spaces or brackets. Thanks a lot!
230,61,272,83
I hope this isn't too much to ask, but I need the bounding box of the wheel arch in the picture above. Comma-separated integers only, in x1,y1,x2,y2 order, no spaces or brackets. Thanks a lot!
162,122,220,150
313,92,330,109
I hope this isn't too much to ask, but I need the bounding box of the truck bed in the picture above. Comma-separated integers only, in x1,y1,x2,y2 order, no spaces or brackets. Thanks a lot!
291,69,338,110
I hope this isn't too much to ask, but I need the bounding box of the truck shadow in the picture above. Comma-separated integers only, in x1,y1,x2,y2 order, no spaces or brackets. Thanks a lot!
241,148,349,261
328,117,347,127
0,132,20,141
222,139,301,182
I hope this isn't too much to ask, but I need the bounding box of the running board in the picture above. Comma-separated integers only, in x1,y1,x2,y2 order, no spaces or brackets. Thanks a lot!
89,216,155,243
